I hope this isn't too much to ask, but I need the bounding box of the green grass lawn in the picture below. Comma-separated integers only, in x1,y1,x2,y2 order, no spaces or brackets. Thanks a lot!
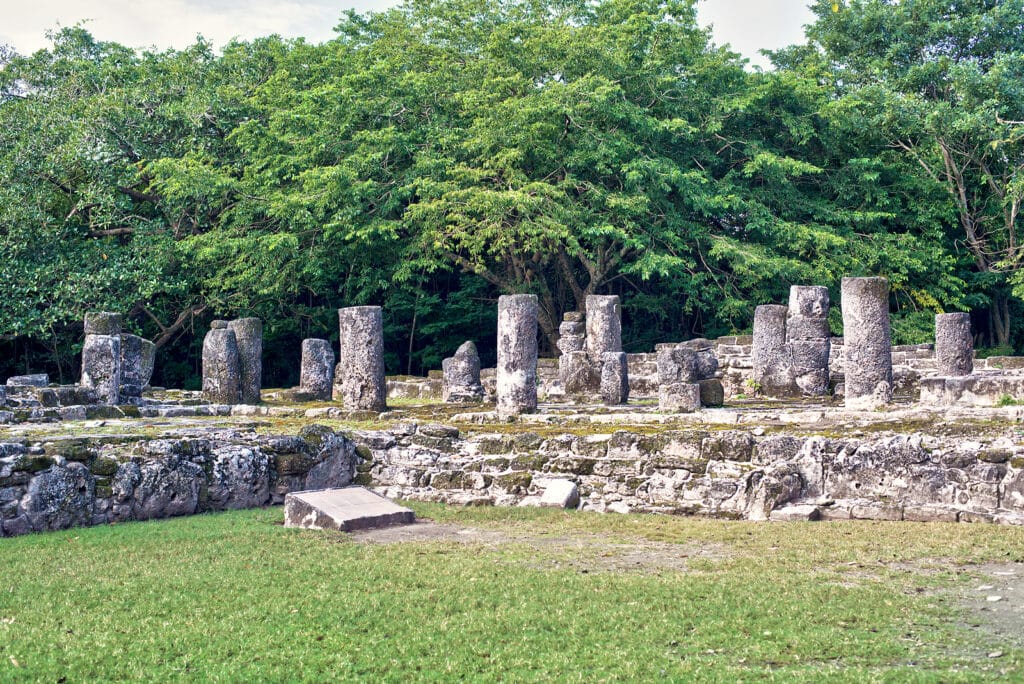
1,504,1023,682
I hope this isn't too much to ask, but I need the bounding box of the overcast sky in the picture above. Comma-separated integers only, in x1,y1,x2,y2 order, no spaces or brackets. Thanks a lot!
0,0,815,70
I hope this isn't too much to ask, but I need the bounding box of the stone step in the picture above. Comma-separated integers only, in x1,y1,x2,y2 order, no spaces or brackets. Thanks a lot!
284,486,415,532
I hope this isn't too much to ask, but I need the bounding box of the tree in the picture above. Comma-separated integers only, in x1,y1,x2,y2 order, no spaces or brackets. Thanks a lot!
778,0,1024,346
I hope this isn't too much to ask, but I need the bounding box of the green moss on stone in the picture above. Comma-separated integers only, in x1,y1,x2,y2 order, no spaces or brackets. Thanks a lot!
493,472,532,492
511,454,549,471
90,456,119,476
275,452,315,476
353,472,374,486
429,471,465,489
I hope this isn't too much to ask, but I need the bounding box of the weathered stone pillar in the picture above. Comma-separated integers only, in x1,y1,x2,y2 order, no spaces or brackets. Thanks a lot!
228,318,263,404
841,277,893,409
496,294,538,416
556,312,585,354
935,313,973,377
119,334,156,403
752,304,793,396
299,339,335,401
333,306,387,411
585,295,622,361
202,321,241,404
656,341,717,412
787,286,831,396
599,352,629,406
81,312,123,404
442,341,485,403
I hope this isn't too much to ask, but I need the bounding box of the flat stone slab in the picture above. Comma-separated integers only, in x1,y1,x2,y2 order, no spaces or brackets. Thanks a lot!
284,486,415,532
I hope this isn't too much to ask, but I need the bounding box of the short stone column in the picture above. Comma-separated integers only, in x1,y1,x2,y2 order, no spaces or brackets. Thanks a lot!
81,312,123,405
599,352,629,405
228,318,263,404
585,295,622,361
841,277,893,409
786,286,831,396
299,339,335,401
119,334,156,403
935,313,973,377
202,321,241,404
442,341,486,403
556,312,586,354
496,294,538,416
333,306,387,411
656,341,716,412
752,304,794,396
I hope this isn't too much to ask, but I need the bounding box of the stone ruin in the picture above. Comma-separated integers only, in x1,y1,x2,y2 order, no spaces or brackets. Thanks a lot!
7,283,1024,538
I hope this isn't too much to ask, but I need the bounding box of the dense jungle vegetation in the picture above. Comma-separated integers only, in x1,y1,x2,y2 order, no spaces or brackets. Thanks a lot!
1,0,1022,388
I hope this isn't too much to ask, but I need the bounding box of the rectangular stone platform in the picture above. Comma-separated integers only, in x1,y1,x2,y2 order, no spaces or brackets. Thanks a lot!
284,486,415,532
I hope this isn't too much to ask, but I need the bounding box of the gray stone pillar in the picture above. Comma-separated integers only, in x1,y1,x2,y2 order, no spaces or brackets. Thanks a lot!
599,352,629,405
81,312,123,405
119,334,155,403
752,304,794,396
442,341,485,403
202,321,241,404
228,318,263,404
841,277,893,409
556,312,585,354
786,286,831,396
560,351,597,397
333,306,387,411
935,313,973,377
585,295,622,361
299,339,335,401
656,342,711,412
496,294,538,416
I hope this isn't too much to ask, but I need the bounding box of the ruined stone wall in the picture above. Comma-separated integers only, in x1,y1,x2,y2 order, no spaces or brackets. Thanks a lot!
0,426,355,536
353,422,1024,525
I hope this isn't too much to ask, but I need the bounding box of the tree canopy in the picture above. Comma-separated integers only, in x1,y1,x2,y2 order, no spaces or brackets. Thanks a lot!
1,0,1021,385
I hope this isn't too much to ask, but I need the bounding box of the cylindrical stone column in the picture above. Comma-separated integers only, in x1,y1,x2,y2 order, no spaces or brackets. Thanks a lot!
299,338,335,401
119,334,154,403
334,306,386,411
599,352,629,406
935,313,973,377
786,285,831,396
202,321,241,404
442,341,485,403
752,304,788,378
228,318,263,404
585,295,622,361
496,294,538,416
81,312,123,405
841,277,893,408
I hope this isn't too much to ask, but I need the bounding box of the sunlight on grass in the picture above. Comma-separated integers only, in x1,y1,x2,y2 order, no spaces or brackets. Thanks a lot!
0,505,1021,681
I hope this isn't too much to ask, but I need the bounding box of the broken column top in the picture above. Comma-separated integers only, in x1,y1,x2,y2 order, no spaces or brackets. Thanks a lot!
84,312,122,336
585,294,622,360
788,286,829,318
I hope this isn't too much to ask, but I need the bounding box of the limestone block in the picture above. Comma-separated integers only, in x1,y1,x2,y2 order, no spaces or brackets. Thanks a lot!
6,374,48,387
442,341,486,403
538,479,580,509
585,295,622,361
659,383,701,412
599,352,629,406
841,277,893,409
560,350,598,396
84,312,122,336
334,306,387,412
496,294,538,416
202,327,241,404
81,334,122,404
934,313,973,377
119,334,155,403
698,378,725,407
785,315,830,341
299,339,335,401
229,318,263,404
787,285,829,318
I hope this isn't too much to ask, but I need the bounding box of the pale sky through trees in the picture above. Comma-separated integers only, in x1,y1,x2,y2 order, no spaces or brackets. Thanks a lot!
0,0,815,69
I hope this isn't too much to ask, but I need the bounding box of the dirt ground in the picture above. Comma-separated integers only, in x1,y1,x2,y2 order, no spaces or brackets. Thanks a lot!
958,563,1024,653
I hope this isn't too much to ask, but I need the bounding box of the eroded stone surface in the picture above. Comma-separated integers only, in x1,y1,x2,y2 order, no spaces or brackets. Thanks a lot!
842,277,893,409
284,486,414,531
229,318,263,404
299,338,335,401
442,341,485,403
81,334,122,405
496,294,538,416
935,313,973,377
585,295,622,361
202,327,241,405
334,306,387,411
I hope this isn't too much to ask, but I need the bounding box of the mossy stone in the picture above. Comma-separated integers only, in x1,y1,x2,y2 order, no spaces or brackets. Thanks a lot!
493,472,532,492
90,456,120,477
275,452,315,476
355,445,373,461
978,449,1011,464
13,455,55,473
430,471,465,489
353,472,374,486
511,454,548,471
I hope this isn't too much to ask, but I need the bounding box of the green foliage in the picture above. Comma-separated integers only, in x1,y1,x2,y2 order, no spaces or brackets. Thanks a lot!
2,0,1023,380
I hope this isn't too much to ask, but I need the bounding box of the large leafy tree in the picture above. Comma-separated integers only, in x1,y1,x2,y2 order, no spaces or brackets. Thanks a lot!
778,0,1024,345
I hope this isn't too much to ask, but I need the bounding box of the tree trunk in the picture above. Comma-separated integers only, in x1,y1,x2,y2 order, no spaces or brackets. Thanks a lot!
991,296,1011,347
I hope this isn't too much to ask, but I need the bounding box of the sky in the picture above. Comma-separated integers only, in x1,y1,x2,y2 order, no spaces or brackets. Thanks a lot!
0,0,816,70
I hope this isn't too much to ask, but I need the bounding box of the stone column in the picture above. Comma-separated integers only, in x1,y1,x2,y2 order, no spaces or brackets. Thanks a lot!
299,339,335,401
786,286,831,396
333,306,387,412
119,334,156,403
442,341,485,403
556,312,585,354
841,277,893,409
599,352,629,406
202,321,241,404
751,304,793,396
585,295,622,361
81,312,123,405
228,318,263,404
496,294,538,416
935,313,973,377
